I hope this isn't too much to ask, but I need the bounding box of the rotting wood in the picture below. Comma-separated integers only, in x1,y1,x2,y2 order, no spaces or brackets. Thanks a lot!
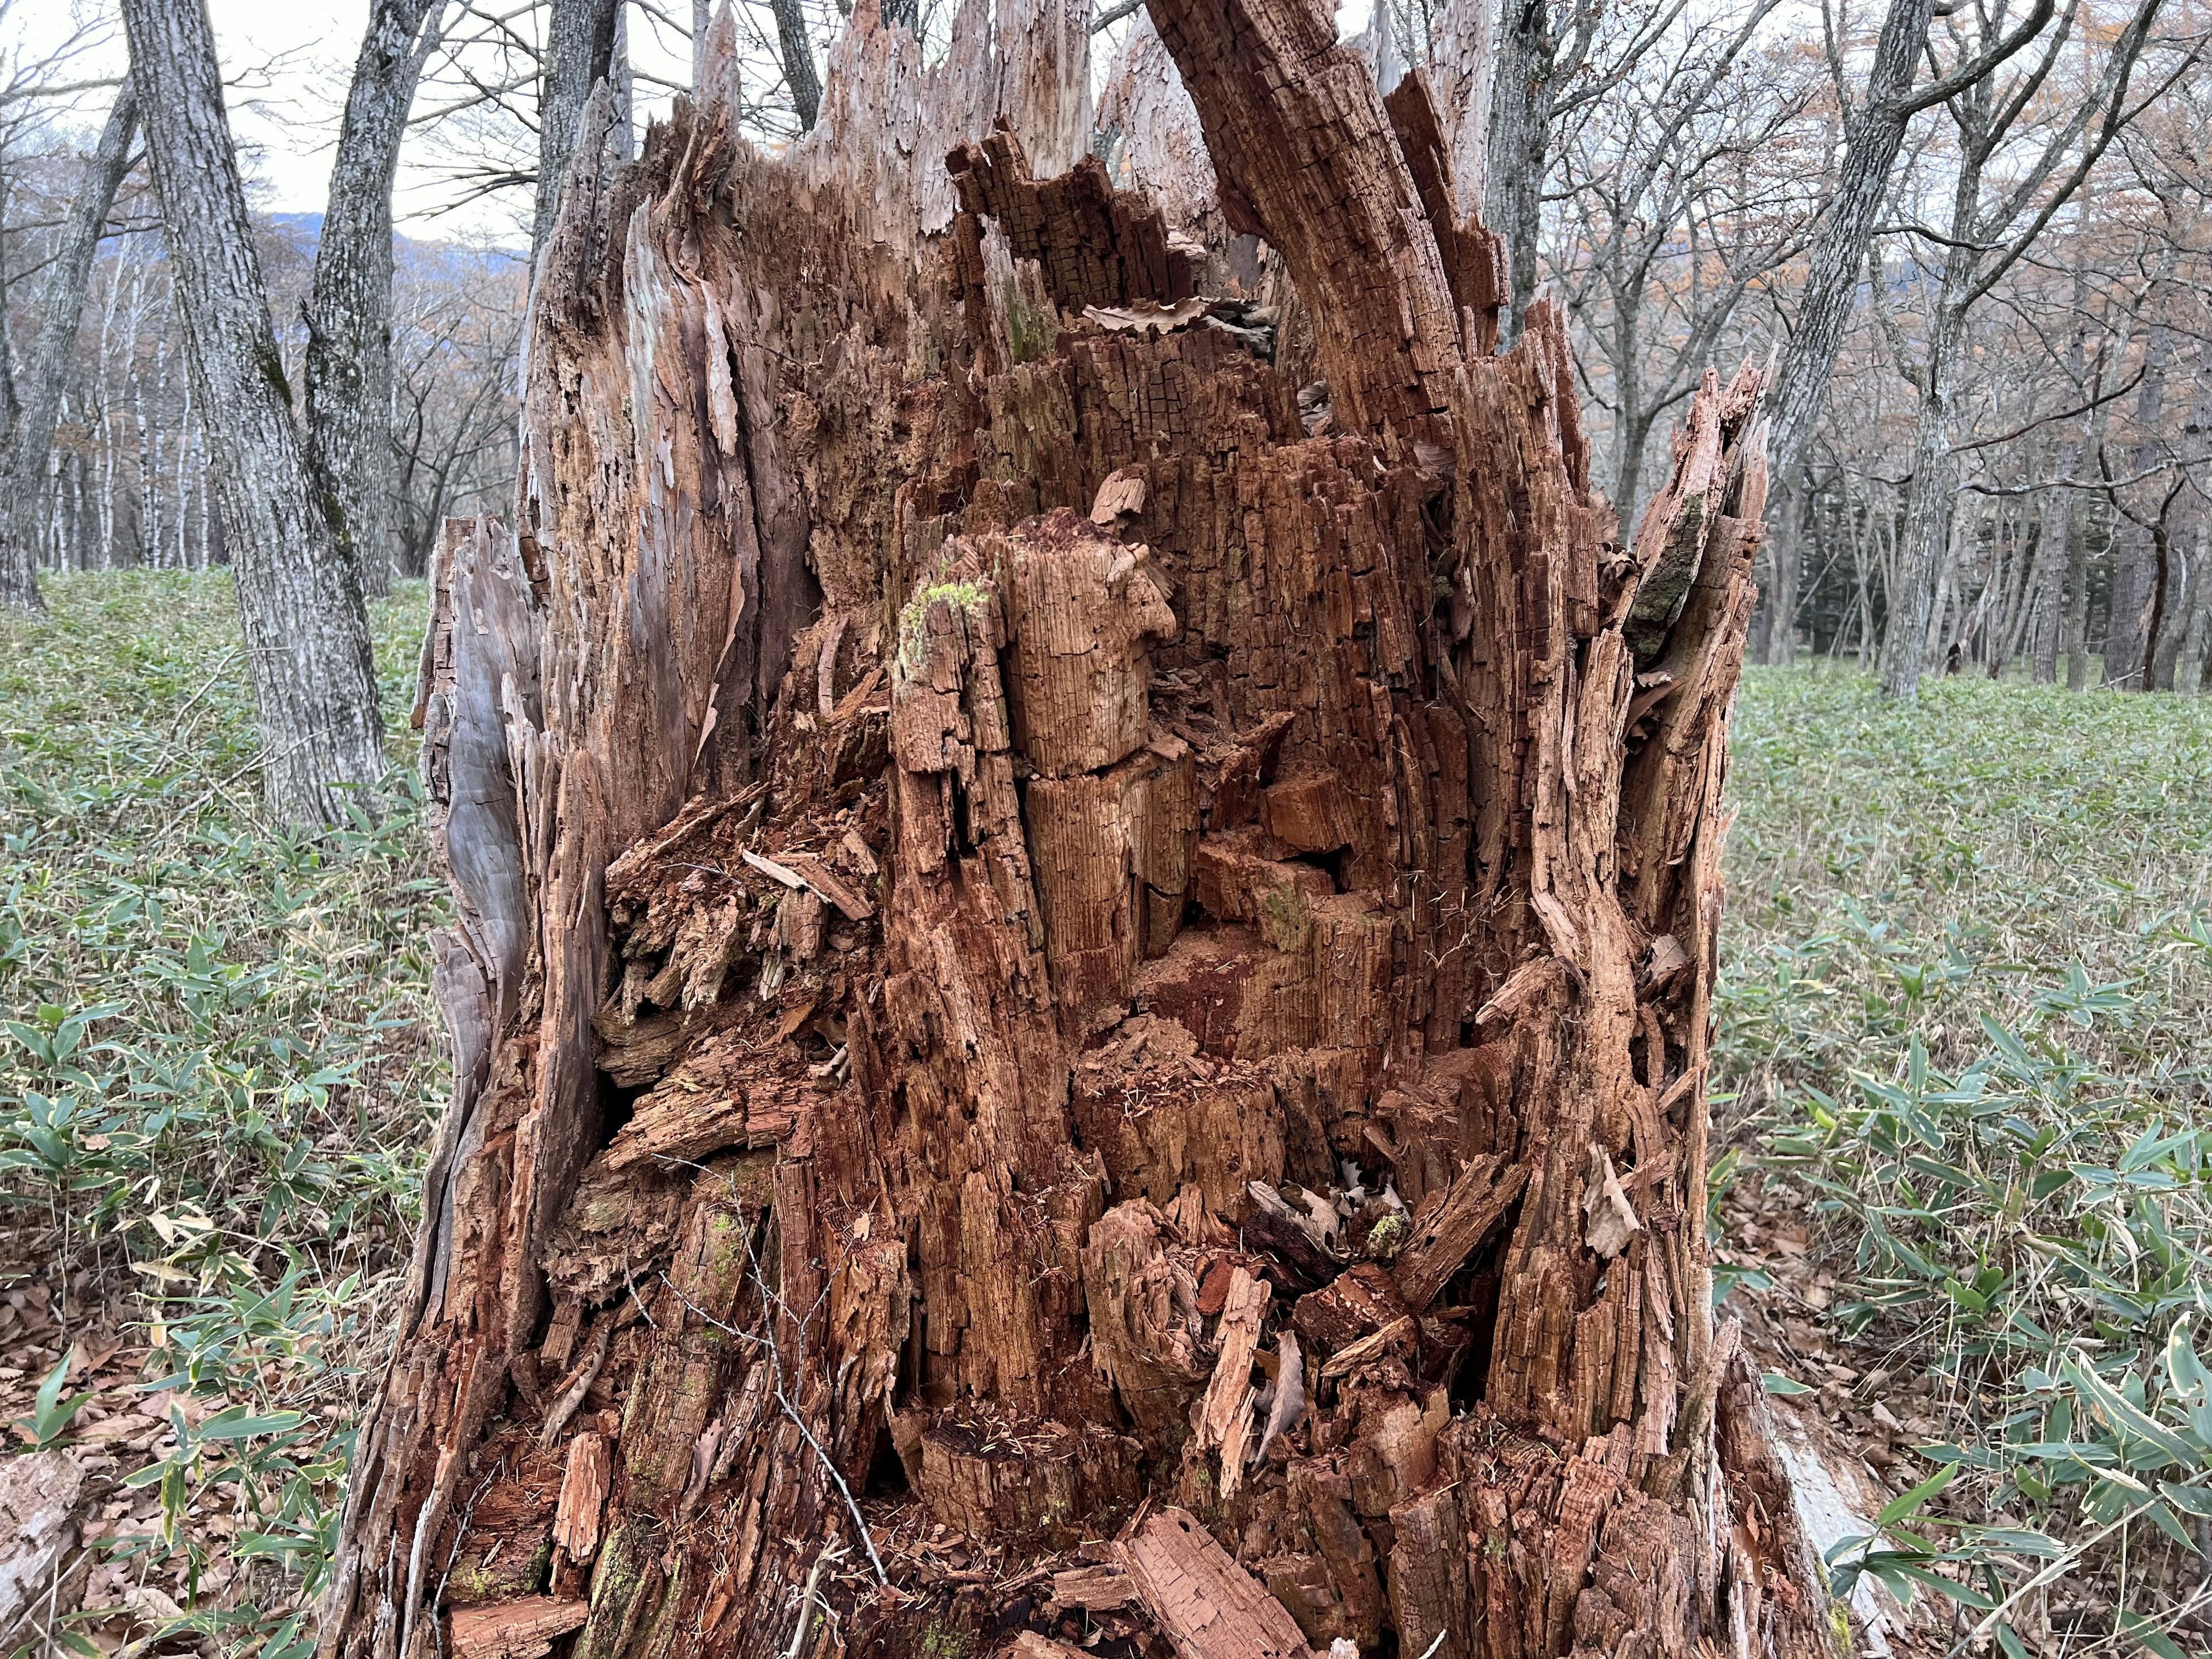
321,0,1833,1650
1119,1508,1317,1659
551,1431,611,1561
1389,1154,1527,1311
446,1596,589,1659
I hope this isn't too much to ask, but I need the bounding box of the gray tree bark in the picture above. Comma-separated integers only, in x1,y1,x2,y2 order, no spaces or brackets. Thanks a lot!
2064,493,2096,690
769,0,823,130
2032,472,2077,684
532,0,623,263
1763,0,2052,482
1482,0,1580,344
0,85,139,612
306,0,445,604
119,0,388,825
2102,321,2175,689
1764,471,1804,665
2031,260,2093,684
1877,199,1976,699
2180,521,2212,692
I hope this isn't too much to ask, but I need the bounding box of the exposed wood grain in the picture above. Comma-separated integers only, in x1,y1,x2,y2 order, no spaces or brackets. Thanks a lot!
1119,1508,1316,1659
550,1431,611,1561
323,0,1835,1651
446,1595,589,1659
1390,1155,1527,1311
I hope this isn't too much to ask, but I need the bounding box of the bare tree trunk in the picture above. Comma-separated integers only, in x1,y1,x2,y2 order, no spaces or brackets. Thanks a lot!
1482,0,1554,344
306,0,445,604
1769,471,1803,666
533,0,623,264
322,6,1834,1658
1762,0,2048,480
2103,322,2175,690
2033,471,2078,685
1878,294,1968,699
2065,497,2096,691
2189,521,2212,692
1763,0,1934,480
769,0,823,128
119,0,387,825
0,85,138,612
2154,524,2200,692
1994,502,2041,678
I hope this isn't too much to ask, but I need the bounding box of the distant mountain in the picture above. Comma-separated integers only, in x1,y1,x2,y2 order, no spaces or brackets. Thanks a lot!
264,210,528,268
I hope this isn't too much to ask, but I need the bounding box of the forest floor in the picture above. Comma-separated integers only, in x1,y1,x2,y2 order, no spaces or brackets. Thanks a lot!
2,573,2209,1656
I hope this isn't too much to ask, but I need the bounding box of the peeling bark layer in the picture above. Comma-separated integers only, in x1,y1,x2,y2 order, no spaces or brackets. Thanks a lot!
324,2,1822,1655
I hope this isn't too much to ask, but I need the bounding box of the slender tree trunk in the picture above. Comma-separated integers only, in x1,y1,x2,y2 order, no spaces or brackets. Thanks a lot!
2191,521,2212,692
119,0,387,824
769,0,823,128
0,85,139,612
1995,506,2041,677
533,0,623,264
1770,471,1803,666
306,0,445,604
2103,323,2174,690
2154,524,2200,692
2033,469,2078,685
1878,298,1968,698
1763,0,1938,480
323,6,1835,1658
1483,0,1552,344
2065,536,2096,689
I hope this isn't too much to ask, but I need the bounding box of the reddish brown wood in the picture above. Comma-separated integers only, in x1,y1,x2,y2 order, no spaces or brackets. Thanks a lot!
321,0,1830,1654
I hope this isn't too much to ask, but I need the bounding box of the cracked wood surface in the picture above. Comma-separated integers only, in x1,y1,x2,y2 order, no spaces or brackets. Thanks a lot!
322,0,1828,1653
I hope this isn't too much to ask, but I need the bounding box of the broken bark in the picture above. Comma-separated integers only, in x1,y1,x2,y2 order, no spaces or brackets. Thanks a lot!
325,1,1824,1654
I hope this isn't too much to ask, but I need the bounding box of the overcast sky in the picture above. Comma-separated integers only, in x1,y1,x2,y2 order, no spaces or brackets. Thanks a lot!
10,0,681,241
7,0,1376,243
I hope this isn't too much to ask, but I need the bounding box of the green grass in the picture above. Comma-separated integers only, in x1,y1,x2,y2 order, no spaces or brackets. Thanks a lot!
1,571,441,1657
1719,668,2212,1655
5,584,2211,1656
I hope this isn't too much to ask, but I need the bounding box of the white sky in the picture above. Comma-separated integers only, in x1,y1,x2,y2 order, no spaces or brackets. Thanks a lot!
8,0,684,241
7,0,1377,242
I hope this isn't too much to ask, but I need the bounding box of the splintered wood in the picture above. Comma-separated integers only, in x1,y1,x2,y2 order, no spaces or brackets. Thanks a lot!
1121,1509,1318,1659
321,0,1828,1652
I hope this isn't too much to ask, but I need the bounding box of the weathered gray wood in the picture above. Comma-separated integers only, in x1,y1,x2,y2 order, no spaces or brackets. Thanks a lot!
0,1450,87,1649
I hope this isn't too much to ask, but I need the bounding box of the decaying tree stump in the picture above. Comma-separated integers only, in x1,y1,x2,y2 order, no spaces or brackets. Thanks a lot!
323,0,1837,1654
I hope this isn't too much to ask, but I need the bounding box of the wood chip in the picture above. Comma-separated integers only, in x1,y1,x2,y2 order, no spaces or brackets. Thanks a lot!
446,1596,589,1659
551,1431,609,1562
1318,1315,1414,1382
1391,1156,1528,1312
1051,1562,1138,1611
740,847,806,889
1199,1267,1269,1497
1117,1507,1315,1659
838,827,880,878
1090,468,1149,524
777,850,876,921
